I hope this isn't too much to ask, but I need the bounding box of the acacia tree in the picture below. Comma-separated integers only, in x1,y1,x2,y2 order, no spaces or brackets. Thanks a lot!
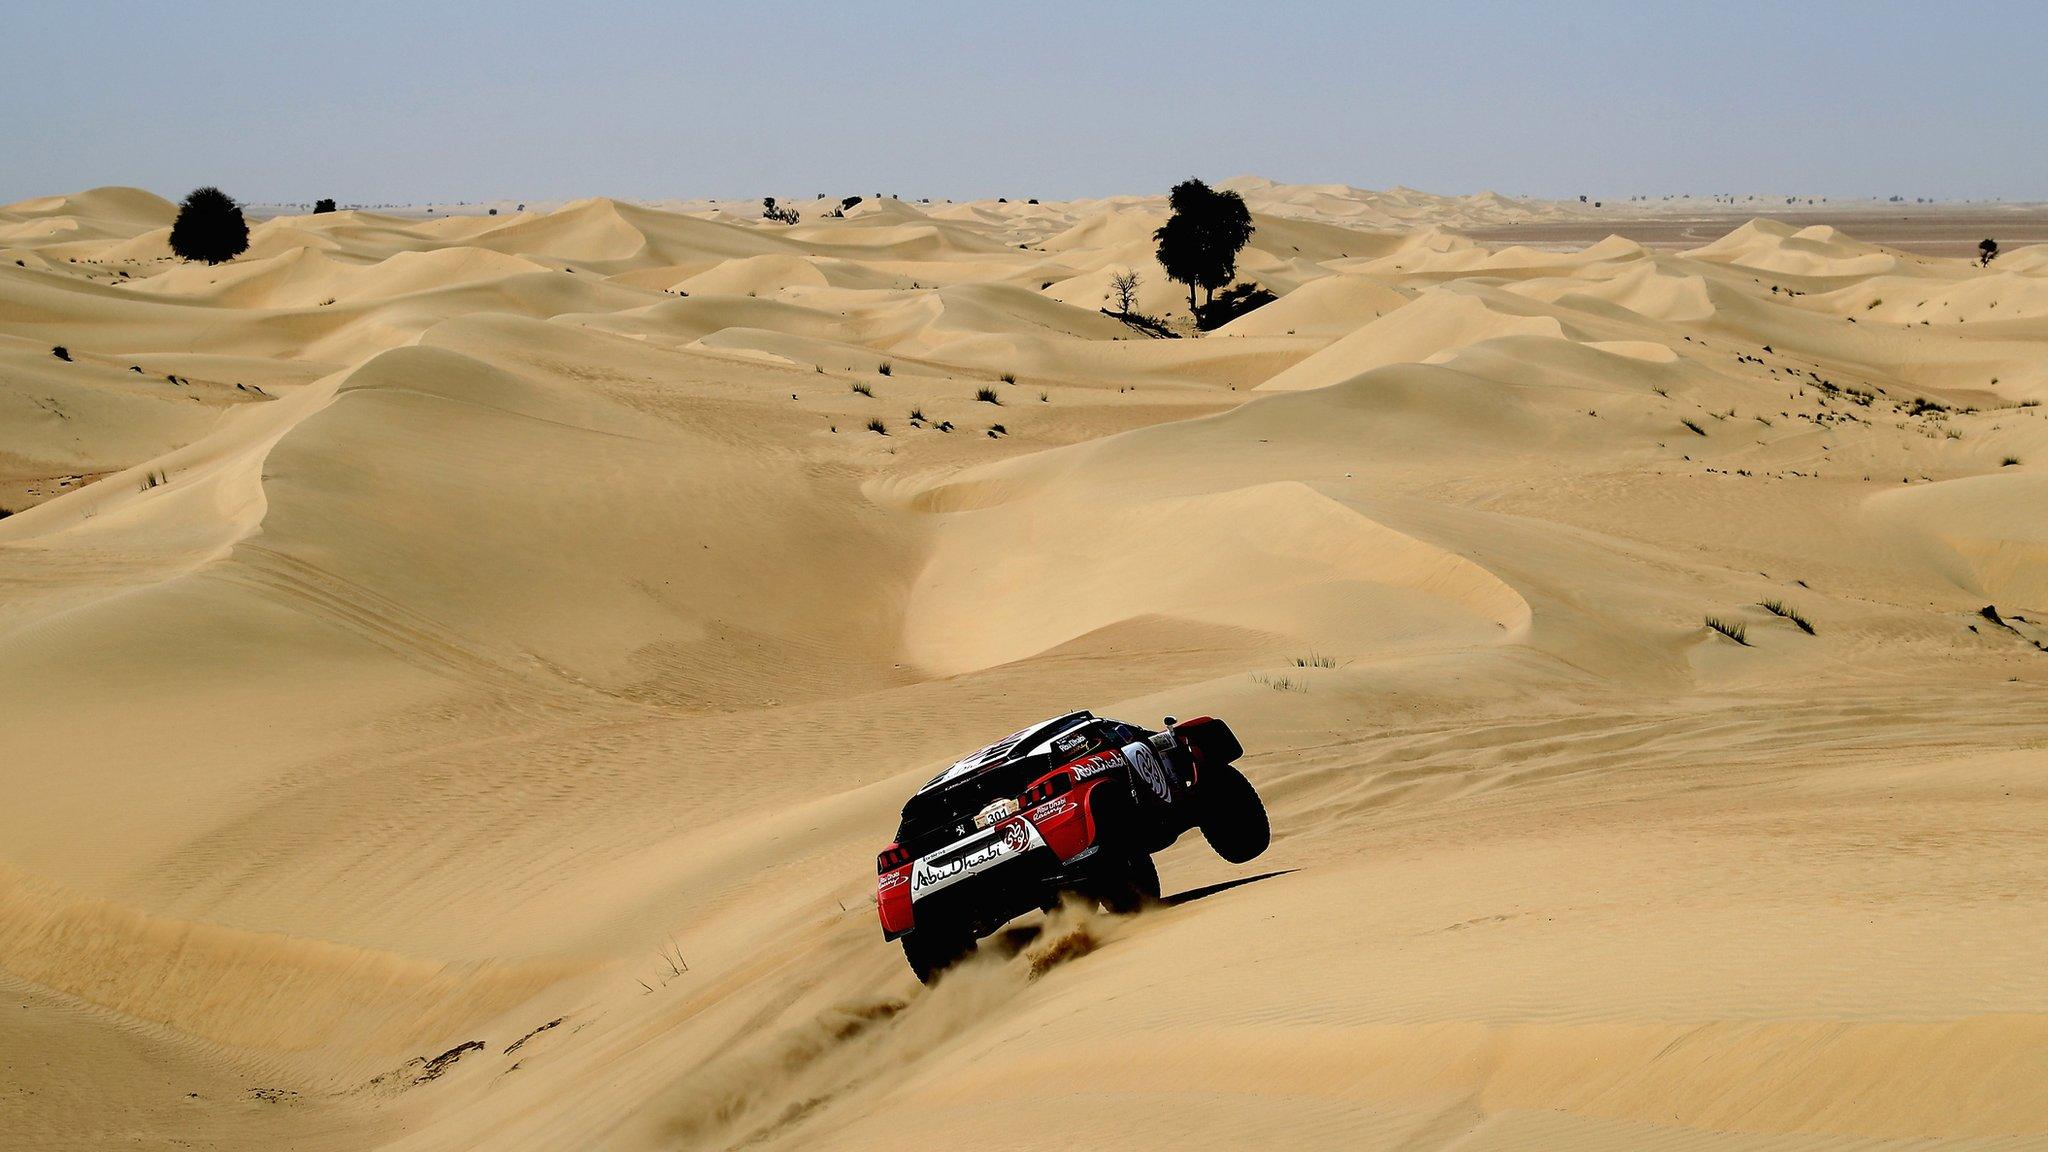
1152,178,1254,316
169,187,249,264
1979,238,1999,266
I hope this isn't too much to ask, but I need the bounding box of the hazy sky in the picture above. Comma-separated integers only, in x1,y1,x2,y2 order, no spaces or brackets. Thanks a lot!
7,1,2044,205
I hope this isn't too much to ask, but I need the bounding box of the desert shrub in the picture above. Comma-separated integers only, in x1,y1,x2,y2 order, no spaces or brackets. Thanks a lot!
975,387,1000,404
50,346,70,361
840,196,862,210
999,372,1017,384
313,198,337,214
169,187,250,264
908,406,926,422
877,362,892,376
0,506,12,520
1040,392,1049,403
1291,652,1336,668
762,197,799,224
866,418,887,435
850,382,873,397
1682,418,1706,436
989,423,1006,435
2003,456,2022,466
1107,268,1141,314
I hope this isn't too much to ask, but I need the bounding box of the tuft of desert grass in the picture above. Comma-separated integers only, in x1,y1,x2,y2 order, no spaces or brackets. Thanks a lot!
1704,616,1748,645
1757,599,1815,635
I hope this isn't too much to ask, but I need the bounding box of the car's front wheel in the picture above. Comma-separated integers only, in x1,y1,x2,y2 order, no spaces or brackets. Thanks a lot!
1197,762,1270,863
902,924,974,985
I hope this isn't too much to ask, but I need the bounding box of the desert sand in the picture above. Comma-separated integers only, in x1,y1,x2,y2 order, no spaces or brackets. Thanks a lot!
2,179,2045,1151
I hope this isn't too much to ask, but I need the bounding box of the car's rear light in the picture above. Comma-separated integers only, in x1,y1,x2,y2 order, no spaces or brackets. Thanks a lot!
1021,772,1074,809
876,845,910,873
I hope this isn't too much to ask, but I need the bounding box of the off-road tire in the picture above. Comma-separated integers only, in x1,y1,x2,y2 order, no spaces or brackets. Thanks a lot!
902,926,974,985
1197,762,1270,863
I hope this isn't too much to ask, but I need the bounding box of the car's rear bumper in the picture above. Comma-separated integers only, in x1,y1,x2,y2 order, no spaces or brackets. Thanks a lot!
878,780,1110,941
890,844,1102,941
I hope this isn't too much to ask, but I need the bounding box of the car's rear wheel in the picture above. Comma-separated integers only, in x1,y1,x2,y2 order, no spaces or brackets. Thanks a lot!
1197,762,1270,863
902,924,974,985
1085,851,1160,914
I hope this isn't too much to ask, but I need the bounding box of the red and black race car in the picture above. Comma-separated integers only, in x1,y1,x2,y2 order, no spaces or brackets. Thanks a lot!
876,711,1268,982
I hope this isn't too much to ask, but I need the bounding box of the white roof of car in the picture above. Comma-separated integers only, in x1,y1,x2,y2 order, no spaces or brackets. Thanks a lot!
915,710,1096,794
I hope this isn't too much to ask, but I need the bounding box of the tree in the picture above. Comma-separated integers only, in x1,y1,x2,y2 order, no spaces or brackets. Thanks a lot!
169,187,249,264
762,197,799,224
1980,238,1999,266
312,198,337,214
1152,178,1254,316
1107,267,1142,314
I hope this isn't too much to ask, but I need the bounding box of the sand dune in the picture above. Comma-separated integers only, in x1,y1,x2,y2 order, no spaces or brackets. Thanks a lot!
2,180,2045,1152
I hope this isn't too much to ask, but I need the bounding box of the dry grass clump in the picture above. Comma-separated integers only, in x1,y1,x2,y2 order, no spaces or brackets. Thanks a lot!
1704,616,1748,645
1757,599,1815,635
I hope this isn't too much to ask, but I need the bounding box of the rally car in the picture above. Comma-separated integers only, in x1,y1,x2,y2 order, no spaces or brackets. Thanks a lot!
875,710,1268,982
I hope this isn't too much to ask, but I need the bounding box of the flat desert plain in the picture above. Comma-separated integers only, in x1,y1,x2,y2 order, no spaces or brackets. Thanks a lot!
3,179,2046,1151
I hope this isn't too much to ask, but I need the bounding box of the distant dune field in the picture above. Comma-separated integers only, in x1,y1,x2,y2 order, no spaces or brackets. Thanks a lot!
3,180,2045,1152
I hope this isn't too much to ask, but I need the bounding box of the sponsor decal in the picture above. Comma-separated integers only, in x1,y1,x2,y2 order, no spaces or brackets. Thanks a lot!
910,821,1031,894
911,855,964,892
1122,741,1173,803
1053,731,1089,756
1069,750,1124,780
878,871,907,891
1028,796,1074,820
